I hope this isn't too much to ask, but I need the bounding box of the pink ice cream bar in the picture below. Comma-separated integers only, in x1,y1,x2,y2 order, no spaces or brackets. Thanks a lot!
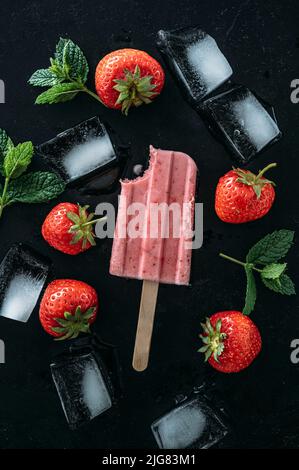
110,146,197,285
110,146,197,371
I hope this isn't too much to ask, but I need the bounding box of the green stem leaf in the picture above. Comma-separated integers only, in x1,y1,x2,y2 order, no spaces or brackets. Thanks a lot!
219,253,247,268
0,177,10,219
82,86,105,105
243,266,257,315
256,162,277,180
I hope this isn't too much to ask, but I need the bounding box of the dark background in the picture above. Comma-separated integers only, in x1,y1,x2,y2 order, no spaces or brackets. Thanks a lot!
0,0,298,449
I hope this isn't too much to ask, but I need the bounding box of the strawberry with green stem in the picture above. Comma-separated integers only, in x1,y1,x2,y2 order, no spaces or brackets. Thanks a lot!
215,163,277,223
199,311,262,373
42,203,107,255
39,279,98,340
95,49,165,115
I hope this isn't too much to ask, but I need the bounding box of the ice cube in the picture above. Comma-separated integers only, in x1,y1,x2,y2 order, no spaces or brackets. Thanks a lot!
157,26,232,106
151,396,228,449
62,134,115,182
37,116,130,192
50,348,114,429
200,85,281,164
68,334,123,400
0,244,50,323
81,357,112,418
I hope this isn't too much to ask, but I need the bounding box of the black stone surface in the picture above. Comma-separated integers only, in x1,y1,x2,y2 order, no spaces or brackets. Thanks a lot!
0,0,298,449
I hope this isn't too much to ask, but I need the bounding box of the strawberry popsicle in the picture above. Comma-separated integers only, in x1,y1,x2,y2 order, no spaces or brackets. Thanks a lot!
110,146,197,371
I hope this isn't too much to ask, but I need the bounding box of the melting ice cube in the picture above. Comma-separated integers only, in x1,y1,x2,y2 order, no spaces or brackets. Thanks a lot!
37,116,130,192
200,85,281,164
0,244,50,323
62,134,115,182
82,357,112,418
151,396,228,449
51,351,113,429
157,26,232,106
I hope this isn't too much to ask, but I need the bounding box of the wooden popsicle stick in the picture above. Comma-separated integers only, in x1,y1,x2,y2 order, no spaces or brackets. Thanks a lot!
132,280,159,372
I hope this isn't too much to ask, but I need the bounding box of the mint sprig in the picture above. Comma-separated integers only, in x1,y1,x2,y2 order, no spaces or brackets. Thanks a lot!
220,229,296,315
0,129,65,219
28,38,102,105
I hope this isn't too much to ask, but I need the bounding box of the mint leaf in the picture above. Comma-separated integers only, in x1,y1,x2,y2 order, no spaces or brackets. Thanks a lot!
28,38,101,108
0,129,14,175
49,59,68,81
261,263,287,280
6,171,65,204
0,128,13,156
3,141,34,179
243,266,257,315
51,39,70,79
35,82,83,104
262,274,296,295
62,39,89,83
28,68,62,87
55,38,69,66
246,229,295,265
53,38,89,82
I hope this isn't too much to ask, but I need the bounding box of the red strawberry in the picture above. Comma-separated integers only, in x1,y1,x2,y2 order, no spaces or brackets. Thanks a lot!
215,163,277,223
42,203,105,255
95,48,165,114
199,311,262,373
39,279,98,340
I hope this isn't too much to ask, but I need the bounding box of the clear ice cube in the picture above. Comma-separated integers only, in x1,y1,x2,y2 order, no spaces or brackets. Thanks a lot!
157,26,232,105
37,116,129,192
62,134,115,182
0,243,50,323
151,396,228,449
68,334,123,399
200,85,281,164
51,350,113,429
